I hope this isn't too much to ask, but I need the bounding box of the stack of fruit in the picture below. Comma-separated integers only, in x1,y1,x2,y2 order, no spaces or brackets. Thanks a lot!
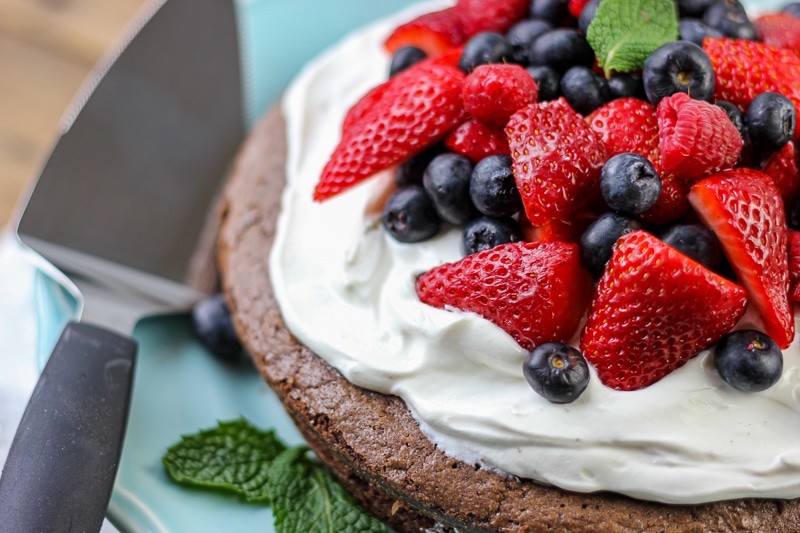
313,0,800,402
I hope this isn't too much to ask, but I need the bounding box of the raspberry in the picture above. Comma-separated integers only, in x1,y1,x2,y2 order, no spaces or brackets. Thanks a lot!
462,64,538,127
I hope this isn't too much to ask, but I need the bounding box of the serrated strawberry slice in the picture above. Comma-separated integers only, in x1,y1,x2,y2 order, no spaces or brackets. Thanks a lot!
761,140,800,203
315,62,467,202
580,230,748,391
384,7,466,57
506,98,608,225
688,169,794,349
416,241,592,351
456,0,529,36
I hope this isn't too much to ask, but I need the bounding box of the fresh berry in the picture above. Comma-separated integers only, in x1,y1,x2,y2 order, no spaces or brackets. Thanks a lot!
522,211,596,244
462,216,523,255
462,64,539,127
746,92,797,153
579,212,642,279
608,74,646,101
341,83,390,135
587,97,660,161
688,169,794,349
714,330,783,392
470,154,522,217
417,241,592,351
642,40,715,106
787,228,800,288
523,342,590,403
423,153,477,225
676,0,716,18
505,19,553,63
715,100,748,143
678,18,724,47
660,223,723,271
457,0,529,36
576,0,600,34
761,140,800,202
656,92,743,183
568,0,592,18
384,7,466,57
192,294,244,361
529,0,571,25
444,119,508,163
315,63,466,201
580,230,748,391
458,32,514,73
506,98,608,225
559,66,611,115
703,0,757,40
754,13,800,56
394,142,445,186
600,153,662,216
382,185,441,243
525,65,561,101
389,46,427,76
639,170,690,225
527,29,595,73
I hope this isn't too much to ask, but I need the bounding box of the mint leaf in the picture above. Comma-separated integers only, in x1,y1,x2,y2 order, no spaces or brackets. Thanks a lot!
586,0,678,77
162,418,286,502
268,447,386,533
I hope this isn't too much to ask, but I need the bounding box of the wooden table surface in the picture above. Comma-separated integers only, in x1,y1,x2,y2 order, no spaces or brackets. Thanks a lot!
0,0,148,228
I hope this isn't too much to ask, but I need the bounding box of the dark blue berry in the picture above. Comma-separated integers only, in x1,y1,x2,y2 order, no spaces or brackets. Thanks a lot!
458,32,513,74
470,154,522,217
600,153,662,216
676,0,716,18
523,342,590,403
579,212,642,279
703,0,757,40
529,0,571,25
560,66,611,115
643,40,715,106
714,330,783,392
423,153,477,225
746,92,797,153
784,2,800,18
382,185,441,243
192,293,244,361
608,74,646,100
577,0,601,35
660,223,722,271
715,100,748,144
394,143,444,186
389,46,427,77
528,29,595,73
462,216,522,256
525,65,561,101
506,19,552,64
679,18,724,46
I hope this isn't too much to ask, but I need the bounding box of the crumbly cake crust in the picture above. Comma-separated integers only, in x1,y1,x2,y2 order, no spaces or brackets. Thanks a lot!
217,105,800,533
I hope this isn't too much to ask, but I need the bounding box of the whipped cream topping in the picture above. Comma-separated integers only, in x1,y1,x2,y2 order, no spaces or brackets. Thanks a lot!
270,1,800,504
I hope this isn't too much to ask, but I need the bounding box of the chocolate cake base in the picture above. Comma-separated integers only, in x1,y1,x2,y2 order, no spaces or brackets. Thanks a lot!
217,105,800,532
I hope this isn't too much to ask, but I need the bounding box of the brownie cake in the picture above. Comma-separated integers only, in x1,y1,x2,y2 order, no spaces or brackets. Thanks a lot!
218,1,800,531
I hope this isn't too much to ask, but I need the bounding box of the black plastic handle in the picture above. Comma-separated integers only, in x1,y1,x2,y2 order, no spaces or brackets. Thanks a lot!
0,321,137,533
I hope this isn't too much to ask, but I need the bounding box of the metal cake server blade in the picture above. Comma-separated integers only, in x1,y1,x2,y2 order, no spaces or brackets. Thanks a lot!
0,0,244,530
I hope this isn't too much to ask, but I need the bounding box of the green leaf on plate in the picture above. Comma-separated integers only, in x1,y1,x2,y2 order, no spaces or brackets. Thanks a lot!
586,0,678,77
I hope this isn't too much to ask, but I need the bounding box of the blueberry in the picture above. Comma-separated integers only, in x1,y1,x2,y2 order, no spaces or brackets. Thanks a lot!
703,0,757,40
643,40,715,106
529,0,570,25
715,100,748,144
560,66,611,115
389,46,427,77
784,2,800,18
579,212,642,279
505,19,552,64
577,0,601,35
423,153,477,225
192,293,244,361
746,92,797,153
679,18,724,46
382,185,441,243
462,216,522,255
470,154,522,217
458,32,513,74
676,0,716,18
660,223,722,271
525,65,561,101
395,143,444,186
528,29,595,74
523,342,590,403
608,74,646,100
600,153,662,216
714,330,783,392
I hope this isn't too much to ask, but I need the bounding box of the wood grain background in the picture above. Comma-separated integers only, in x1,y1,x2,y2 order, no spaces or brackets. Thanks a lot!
0,0,147,228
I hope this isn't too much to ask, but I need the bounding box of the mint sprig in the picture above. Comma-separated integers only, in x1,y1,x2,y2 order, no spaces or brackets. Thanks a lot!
163,419,386,533
586,0,679,77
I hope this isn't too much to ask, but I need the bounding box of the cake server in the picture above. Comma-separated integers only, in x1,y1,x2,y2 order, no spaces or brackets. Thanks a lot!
0,0,244,530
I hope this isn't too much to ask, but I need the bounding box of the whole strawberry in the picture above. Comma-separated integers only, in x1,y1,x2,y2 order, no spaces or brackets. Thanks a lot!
587,97,660,162
315,62,466,202
462,64,538,128
506,98,608,225
689,169,794,349
580,230,748,391
416,241,592,351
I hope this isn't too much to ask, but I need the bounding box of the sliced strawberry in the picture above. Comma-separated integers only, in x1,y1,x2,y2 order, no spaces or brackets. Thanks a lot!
444,119,508,163
462,64,538,128
761,140,800,203
580,230,748,391
315,63,466,202
341,83,390,135
506,98,608,225
788,228,800,287
586,97,660,162
688,169,794,349
384,7,466,57
520,212,596,245
656,92,743,183
456,0,529,36
755,13,800,57
416,241,592,351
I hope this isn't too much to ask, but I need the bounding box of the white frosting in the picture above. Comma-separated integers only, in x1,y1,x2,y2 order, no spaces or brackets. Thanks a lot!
270,1,800,504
